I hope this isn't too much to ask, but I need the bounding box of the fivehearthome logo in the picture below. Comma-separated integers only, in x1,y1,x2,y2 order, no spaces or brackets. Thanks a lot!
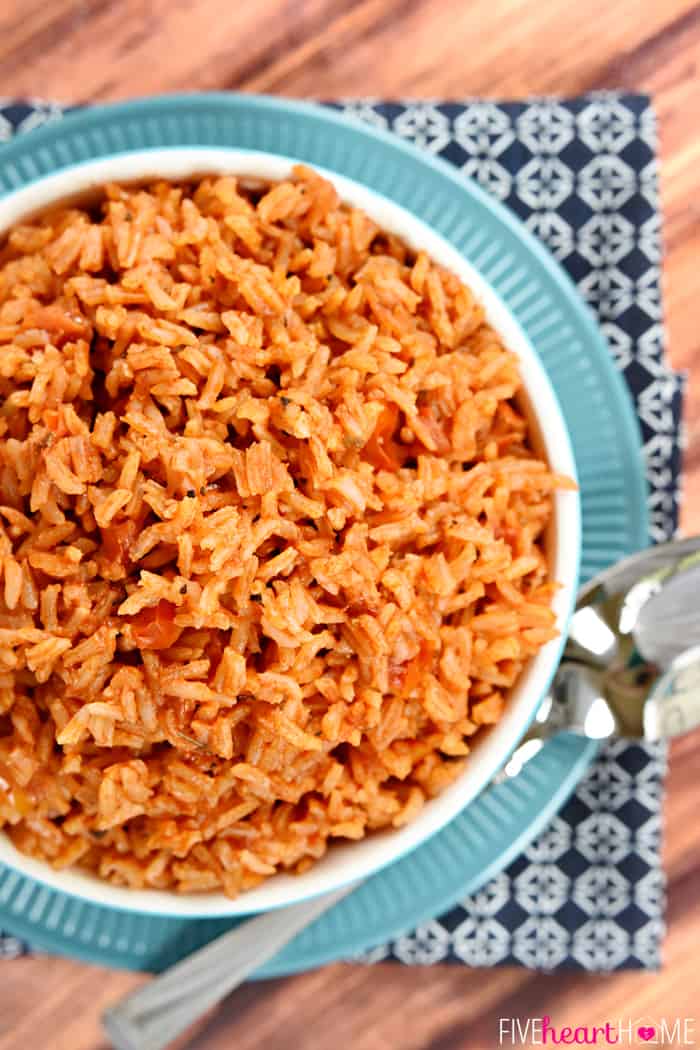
498,1017,696,1046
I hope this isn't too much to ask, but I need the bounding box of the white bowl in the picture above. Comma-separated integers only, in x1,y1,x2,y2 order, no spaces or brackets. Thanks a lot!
0,149,581,916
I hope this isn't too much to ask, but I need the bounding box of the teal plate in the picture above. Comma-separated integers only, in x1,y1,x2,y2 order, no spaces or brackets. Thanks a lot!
0,95,648,974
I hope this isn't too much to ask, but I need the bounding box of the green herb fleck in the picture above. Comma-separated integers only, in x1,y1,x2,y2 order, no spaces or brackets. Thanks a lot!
175,729,210,751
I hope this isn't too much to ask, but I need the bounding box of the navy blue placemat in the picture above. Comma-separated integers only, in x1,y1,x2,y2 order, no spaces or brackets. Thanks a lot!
0,94,683,971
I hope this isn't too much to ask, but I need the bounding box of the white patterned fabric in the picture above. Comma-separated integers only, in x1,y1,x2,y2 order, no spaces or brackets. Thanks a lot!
0,94,683,971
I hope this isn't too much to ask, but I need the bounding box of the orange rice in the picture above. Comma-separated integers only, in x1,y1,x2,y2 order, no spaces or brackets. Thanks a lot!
0,166,571,895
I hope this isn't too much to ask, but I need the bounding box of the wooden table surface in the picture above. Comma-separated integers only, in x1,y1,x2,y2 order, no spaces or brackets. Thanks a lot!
0,2,699,1048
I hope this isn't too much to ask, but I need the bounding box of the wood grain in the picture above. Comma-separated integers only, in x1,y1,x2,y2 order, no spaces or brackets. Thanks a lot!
0,3,698,1048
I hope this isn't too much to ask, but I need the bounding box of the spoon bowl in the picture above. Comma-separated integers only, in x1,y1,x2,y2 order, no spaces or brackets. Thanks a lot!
498,535,700,780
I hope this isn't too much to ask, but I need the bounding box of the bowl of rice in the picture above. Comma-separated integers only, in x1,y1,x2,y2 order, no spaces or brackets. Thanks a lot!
0,149,580,917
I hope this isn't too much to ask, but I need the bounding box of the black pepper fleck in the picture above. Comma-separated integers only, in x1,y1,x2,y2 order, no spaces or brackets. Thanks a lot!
186,489,195,498
250,593,263,602
180,584,187,594
280,396,291,407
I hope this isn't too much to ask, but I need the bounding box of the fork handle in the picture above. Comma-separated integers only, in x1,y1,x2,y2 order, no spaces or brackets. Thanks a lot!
102,885,354,1050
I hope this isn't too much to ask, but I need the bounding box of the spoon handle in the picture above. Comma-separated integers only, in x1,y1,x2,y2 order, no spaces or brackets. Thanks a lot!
102,885,353,1050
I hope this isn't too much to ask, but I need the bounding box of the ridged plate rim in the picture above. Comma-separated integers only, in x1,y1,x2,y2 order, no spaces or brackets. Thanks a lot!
0,94,648,973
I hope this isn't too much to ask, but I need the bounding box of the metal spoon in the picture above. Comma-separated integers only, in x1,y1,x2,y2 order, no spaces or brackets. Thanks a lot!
102,885,356,1050
104,536,700,1050
499,535,700,779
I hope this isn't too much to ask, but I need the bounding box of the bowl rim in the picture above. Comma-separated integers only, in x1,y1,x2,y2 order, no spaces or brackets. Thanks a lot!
0,146,581,916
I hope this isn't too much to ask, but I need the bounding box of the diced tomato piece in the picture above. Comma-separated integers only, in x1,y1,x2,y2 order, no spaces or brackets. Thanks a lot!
205,632,227,680
416,403,450,455
41,408,69,437
389,640,435,695
369,508,404,526
26,303,89,339
129,600,182,651
100,519,138,567
363,403,404,471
